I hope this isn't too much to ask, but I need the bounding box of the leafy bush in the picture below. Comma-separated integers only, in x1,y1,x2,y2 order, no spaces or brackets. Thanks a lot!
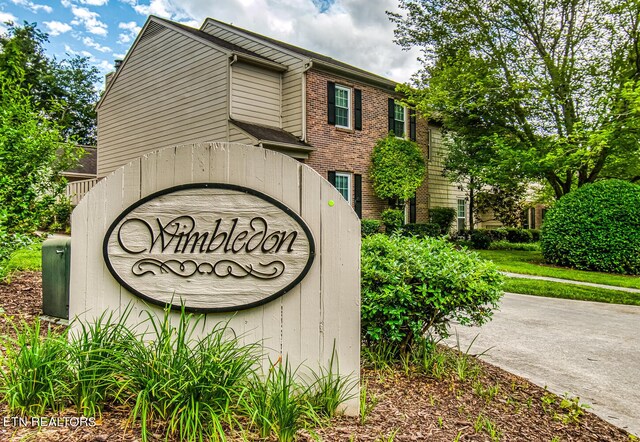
530,229,541,242
488,240,541,251
541,180,640,274
428,207,456,234
381,208,404,233
470,230,491,249
361,219,382,237
402,222,441,238
0,227,38,281
370,134,425,202
505,228,533,243
361,234,503,353
477,228,507,242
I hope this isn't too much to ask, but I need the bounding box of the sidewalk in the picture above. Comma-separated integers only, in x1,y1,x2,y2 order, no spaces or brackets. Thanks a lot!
501,271,640,293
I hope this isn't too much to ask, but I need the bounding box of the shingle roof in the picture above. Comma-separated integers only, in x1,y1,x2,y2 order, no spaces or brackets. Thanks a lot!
204,18,396,86
154,17,277,64
230,120,310,147
64,146,97,176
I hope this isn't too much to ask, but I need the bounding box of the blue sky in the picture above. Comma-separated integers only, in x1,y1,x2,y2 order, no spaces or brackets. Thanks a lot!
0,0,421,89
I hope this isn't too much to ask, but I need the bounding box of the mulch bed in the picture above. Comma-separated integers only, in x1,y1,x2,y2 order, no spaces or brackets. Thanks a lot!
0,272,633,441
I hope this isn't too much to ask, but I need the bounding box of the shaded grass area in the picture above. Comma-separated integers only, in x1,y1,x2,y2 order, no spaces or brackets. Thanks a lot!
503,277,640,306
0,244,42,281
477,250,640,290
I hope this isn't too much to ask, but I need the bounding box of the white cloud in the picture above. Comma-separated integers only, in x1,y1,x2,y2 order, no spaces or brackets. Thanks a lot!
65,44,97,59
80,0,110,5
61,0,72,6
117,20,141,44
43,21,73,36
70,5,109,36
113,52,127,59
96,59,113,71
121,0,421,82
0,12,18,34
10,0,53,13
83,36,112,52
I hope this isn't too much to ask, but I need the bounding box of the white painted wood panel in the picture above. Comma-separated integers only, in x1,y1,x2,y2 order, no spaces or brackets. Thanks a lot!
70,143,360,415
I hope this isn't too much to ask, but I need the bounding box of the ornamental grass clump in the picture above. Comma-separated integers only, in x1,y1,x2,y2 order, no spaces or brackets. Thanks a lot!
361,234,503,355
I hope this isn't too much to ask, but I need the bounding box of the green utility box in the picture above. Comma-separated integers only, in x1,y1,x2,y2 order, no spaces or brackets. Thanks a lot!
42,237,71,319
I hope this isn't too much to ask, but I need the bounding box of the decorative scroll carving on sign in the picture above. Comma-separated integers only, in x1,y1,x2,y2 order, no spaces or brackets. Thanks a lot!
103,184,315,312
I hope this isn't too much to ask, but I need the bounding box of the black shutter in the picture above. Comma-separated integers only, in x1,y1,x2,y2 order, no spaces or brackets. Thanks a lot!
327,82,336,125
388,98,395,133
328,170,336,186
354,174,362,218
409,196,417,223
409,110,417,141
354,89,362,130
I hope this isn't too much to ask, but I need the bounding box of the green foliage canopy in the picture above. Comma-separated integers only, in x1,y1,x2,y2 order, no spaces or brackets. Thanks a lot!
390,0,640,198
541,180,640,274
0,72,79,233
0,22,99,145
370,134,425,202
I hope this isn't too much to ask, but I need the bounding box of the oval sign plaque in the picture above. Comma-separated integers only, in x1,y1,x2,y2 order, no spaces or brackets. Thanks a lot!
103,183,315,312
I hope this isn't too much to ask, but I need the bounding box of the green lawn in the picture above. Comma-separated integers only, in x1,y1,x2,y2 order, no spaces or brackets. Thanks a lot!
476,249,640,290
0,244,42,281
503,277,640,306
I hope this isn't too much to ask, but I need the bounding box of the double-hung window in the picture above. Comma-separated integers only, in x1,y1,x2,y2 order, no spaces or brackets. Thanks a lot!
393,102,406,137
457,199,466,231
334,172,351,204
335,86,351,129
388,99,416,140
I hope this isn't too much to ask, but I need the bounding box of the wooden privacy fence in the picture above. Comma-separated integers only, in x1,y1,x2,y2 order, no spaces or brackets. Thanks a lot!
69,142,361,414
66,178,99,206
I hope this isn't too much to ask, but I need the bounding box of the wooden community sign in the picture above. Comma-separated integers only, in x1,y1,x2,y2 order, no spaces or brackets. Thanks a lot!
70,142,360,414
103,183,315,312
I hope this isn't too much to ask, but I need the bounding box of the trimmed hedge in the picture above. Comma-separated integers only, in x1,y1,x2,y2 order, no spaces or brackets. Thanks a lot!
428,207,456,235
470,230,491,249
361,219,382,237
361,234,503,352
541,180,640,274
381,208,404,233
402,222,441,238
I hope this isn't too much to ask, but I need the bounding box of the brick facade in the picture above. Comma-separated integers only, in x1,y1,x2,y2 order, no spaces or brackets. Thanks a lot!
304,69,430,222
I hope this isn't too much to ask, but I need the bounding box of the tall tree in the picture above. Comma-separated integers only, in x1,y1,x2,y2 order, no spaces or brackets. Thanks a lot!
390,0,640,199
0,71,79,232
0,22,99,145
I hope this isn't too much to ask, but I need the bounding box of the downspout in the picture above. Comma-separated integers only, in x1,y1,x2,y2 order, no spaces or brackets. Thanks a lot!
227,54,237,141
302,60,313,143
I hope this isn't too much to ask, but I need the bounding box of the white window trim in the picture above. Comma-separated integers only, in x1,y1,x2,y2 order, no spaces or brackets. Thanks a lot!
394,102,408,139
335,172,352,204
457,199,466,230
335,85,352,129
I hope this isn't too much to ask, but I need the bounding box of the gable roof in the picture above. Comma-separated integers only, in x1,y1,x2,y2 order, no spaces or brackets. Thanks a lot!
202,18,397,90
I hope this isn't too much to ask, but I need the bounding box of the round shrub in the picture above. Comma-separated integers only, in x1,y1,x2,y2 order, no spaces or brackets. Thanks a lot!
361,234,503,353
428,207,456,234
381,208,404,233
361,219,382,237
470,230,491,250
541,180,640,274
505,228,533,243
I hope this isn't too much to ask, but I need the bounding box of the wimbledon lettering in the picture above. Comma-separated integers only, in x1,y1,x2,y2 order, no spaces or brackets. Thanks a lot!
117,216,298,255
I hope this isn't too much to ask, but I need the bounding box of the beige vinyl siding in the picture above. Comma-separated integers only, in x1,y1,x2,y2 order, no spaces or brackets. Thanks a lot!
426,126,467,212
228,123,256,144
231,62,281,127
201,22,304,137
97,24,229,177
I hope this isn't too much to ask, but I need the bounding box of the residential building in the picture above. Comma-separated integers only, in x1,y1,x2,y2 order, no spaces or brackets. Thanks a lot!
83,15,466,224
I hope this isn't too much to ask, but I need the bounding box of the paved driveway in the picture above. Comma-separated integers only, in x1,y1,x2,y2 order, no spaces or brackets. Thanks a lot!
448,293,640,436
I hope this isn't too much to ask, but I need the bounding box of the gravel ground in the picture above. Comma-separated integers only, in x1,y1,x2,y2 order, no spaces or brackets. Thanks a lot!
0,272,633,441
